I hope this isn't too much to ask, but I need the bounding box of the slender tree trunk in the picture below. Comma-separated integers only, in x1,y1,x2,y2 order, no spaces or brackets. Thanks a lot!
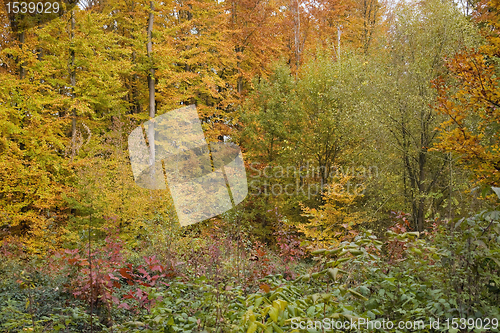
132,51,141,114
231,0,244,94
70,11,76,139
337,26,341,61
361,0,378,55
67,10,78,160
293,0,300,69
147,1,156,180
88,212,94,333
127,1,142,115
19,31,25,80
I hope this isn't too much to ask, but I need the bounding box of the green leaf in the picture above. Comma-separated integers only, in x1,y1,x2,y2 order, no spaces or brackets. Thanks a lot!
327,248,342,255
272,322,284,333
492,187,500,199
410,247,422,255
349,249,363,256
328,268,339,281
306,306,316,317
247,322,258,333
336,257,350,264
274,299,287,311
348,288,368,301
269,306,279,322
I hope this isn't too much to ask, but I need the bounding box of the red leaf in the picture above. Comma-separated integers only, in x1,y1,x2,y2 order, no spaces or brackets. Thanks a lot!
118,303,130,309
119,267,134,280
259,283,271,293
123,294,134,299
151,265,162,272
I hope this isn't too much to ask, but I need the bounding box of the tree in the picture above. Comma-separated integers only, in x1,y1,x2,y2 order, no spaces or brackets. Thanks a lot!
0,6,134,251
227,0,286,94
241,54,369,223
433,0,500,188
147,0,156,183
371,0,481,231
299,173,372,248
0,25,72,252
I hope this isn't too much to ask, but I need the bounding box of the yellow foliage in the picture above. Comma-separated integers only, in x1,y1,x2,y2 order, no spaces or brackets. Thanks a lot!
433,0,500,187
297,173,372,248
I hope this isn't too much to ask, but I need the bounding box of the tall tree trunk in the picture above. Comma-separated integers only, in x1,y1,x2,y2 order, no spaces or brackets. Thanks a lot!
337,26,341,61
69,10,77,159
18,31,25,80
291,0,301,69
132,51,142,114
70,11,76,138
147,1,156,180
128,0,141,115
361,0,379,55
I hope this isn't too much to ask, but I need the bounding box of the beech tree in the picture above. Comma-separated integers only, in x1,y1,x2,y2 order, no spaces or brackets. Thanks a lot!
433,0,500,188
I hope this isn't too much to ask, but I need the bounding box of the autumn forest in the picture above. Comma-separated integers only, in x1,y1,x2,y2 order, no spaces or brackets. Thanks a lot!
0,0,499,330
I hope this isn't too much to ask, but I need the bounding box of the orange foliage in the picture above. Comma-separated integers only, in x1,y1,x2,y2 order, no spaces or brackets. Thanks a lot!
433,0,500,186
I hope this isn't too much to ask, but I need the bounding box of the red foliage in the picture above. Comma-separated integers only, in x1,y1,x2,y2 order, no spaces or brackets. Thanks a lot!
386,211,411,263
47,228,175,313
269,207,306,263
116,255,173,311
0,237,27,259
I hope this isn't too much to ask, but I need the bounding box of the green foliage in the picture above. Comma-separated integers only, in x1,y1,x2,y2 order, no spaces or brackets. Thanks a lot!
1,203,499,332
366,0,484,231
